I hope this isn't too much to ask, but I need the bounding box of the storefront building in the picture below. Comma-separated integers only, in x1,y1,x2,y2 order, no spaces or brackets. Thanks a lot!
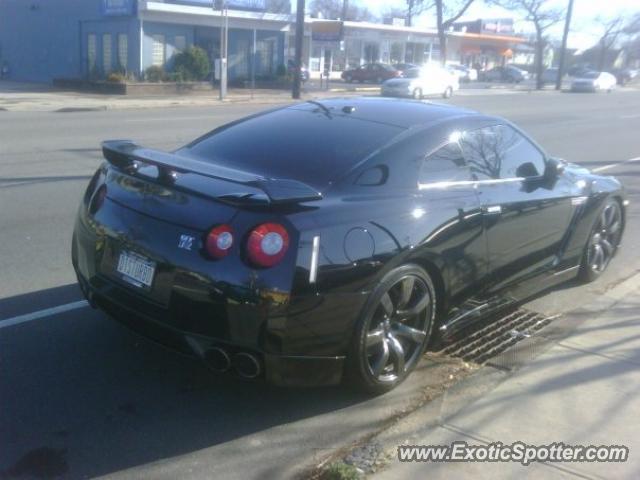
303,20,441,79
0,0,290,83
449,18,525,70
1,2,529,84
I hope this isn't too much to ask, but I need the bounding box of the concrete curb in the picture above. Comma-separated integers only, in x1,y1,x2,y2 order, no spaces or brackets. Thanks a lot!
310,271,640,478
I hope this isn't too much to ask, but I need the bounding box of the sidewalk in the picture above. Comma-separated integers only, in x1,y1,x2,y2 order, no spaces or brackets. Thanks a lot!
364,274,640,479
0,79,564,113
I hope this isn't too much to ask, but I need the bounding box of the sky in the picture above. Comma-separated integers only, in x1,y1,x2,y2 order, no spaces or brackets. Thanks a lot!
358,0,640,49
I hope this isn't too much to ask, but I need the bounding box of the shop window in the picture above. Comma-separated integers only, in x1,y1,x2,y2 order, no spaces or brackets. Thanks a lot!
117,34,128,70
390,42,403,65
87,34,97,72
103,33,112,73
310,45,321,72
152,34,165,66
257,37,277,75
175,35,186,53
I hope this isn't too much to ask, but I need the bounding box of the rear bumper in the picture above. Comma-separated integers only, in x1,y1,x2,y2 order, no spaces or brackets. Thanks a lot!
76,271,346,386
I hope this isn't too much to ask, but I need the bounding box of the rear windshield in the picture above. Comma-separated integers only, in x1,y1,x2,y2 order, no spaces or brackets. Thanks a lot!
183,106,404,190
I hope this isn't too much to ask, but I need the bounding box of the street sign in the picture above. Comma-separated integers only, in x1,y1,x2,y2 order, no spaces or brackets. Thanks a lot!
312,21,343,42
102,0,135,16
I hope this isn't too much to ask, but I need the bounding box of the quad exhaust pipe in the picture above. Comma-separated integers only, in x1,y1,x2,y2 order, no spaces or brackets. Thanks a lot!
233,352,261,379
199,345,261,379
203,347,231,373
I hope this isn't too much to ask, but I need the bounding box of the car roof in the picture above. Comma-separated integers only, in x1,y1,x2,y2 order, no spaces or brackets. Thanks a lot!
286,97,478,129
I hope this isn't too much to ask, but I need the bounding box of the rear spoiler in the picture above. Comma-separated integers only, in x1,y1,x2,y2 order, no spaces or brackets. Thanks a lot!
101,140,322,204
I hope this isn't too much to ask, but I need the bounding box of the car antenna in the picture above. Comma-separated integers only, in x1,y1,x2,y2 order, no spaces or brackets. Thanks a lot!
306,100,332,118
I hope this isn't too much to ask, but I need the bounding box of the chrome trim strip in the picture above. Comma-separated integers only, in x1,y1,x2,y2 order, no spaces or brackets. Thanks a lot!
418,177,524,190
309,235,320,284
553,265,580,276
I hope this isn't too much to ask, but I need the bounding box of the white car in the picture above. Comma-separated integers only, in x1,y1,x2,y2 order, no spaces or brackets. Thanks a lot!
571,71,617,92
381,66,460,99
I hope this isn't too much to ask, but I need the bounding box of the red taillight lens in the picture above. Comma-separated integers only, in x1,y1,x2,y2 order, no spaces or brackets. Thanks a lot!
247,223,290,267
89,184,107,215
206,225,234,259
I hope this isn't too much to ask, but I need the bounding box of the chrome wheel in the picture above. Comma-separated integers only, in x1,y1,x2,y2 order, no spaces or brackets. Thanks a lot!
412,88,422,99
587,201,622,273
364,274,432,383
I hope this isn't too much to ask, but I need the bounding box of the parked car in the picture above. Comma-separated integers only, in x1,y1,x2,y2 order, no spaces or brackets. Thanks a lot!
73,98,626,393
482,65,530,83
540,67,561,85
287,60,309,82
568,65,593,77
448,64,478,82
611,68,638,86
570,71,617,92
381,65,459,99
342,63,400,83
392,63,419,76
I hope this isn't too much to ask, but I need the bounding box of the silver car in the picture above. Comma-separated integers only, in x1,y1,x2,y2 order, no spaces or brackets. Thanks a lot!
381,66,459,99
571,71,617,92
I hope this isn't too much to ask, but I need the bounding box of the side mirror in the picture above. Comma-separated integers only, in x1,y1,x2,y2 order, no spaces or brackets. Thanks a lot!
545,157,566,180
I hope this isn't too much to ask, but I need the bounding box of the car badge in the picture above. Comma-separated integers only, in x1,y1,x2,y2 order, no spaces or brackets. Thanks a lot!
178,234,195,251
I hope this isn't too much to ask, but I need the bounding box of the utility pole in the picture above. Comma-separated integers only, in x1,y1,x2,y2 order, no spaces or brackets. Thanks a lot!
341,0,348,21
218,0,228,100
556,0,574,90
292,0,305,99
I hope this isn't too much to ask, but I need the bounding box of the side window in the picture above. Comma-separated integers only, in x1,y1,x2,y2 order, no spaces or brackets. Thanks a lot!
418,141,469,185
496,125,546,178
459,127,501,180
460,125,545,180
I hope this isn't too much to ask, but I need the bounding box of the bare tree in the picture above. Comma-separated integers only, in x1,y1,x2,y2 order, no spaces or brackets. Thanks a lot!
490,0,562,89
594,15,626,70
381,6,408,23
403,1,476,64
265,0,292,14
622,12,640,67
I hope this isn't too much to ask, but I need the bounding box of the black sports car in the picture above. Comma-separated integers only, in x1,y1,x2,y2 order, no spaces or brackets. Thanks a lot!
72,98,626,393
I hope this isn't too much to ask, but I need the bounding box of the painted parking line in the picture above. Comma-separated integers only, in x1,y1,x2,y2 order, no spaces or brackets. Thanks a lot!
592,156,640,173
0,300,89,330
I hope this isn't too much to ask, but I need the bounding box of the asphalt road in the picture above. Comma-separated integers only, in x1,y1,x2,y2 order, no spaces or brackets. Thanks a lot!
1,90,640,479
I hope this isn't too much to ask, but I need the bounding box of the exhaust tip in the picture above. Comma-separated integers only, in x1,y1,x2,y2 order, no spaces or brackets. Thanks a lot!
203,347,231,373
234,352,261,379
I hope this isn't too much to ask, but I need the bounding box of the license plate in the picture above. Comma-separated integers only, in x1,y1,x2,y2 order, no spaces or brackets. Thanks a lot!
116,251,156,288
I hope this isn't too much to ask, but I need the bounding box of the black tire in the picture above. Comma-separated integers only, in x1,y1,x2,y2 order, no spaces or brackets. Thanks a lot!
579,199,623,283
412,88,423,99
344,75,352,83
442,86,453,99
345,264,436,394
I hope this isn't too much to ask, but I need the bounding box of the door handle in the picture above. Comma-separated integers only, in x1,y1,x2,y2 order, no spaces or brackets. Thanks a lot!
485,205,502,214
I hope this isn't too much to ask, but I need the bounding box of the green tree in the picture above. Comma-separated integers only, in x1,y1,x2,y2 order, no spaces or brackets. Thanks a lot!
172,46,211,81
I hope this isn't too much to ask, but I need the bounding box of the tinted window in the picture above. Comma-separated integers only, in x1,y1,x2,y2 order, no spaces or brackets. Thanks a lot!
183,106,404,190
419,142,469,184
460,125,545,180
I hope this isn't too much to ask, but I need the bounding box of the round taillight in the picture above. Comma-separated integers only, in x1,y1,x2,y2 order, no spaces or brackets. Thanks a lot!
206,225,234,259
247,223,290,267
89,184,107,215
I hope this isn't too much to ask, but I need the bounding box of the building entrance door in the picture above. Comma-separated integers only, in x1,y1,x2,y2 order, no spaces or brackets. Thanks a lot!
364,43,379,63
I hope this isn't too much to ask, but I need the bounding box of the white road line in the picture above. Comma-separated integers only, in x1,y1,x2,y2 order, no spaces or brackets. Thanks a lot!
124,116,218,123
0,300,89,330
592,156,640,173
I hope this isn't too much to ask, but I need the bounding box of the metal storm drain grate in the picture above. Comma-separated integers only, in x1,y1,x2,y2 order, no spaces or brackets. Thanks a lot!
435,309,557,369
